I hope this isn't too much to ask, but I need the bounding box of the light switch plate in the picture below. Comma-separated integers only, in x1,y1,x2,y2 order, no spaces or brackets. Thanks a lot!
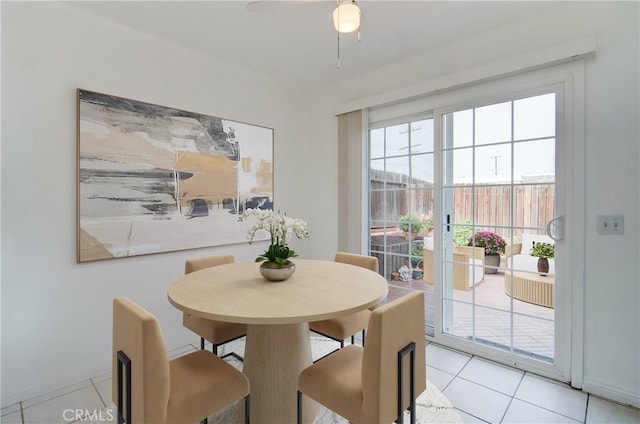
597,215,624,235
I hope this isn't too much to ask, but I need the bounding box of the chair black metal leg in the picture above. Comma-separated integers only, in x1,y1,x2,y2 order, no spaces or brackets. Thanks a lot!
244,395,250,424
296,391,302,424
350,335,355,345
361,329,366,346
397,342,417,424
309,330,349,362
221,351,245,362
205,335,246,360
116,351,131,424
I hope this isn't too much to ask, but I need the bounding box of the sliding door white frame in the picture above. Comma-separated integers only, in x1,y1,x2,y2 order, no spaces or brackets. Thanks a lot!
430,61,585,384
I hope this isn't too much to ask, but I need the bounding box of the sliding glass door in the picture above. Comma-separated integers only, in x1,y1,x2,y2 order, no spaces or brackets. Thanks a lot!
436,88,567,375
365,63,584,383
368,118,435,330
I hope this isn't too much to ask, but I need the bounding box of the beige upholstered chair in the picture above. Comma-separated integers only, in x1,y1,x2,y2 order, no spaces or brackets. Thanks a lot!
423,246,484,291
112,297,250,424
298,291,426,424
309,252,379,349
183,254,247,360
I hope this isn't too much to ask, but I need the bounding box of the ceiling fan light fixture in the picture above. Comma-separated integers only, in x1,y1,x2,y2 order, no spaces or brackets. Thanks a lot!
333,0,361,34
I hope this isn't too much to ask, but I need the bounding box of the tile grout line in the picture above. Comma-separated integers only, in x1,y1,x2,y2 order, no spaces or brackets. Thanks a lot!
584,393,590,424
588,393,640,412
441,351,525,397
437,346,591,424
512,372,586,423
498,372,526,423
454,373,522,398
455,408,491,424
20,382,94,411
438,353,477,418
426,359,472,383
89,377,107,409
510,398,584,424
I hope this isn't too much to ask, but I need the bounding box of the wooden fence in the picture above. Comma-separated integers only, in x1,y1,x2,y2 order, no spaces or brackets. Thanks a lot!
369,169,555,279
453,184,555,236
370,168,434,225
371,183,555,237
370,183,555,279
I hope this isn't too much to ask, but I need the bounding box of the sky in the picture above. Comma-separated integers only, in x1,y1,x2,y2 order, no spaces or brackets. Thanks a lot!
370,92,556,185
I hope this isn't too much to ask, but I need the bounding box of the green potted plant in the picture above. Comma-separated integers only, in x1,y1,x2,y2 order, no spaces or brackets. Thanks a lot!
530,242,554,275
454,219,474,246
421,214,434,236
398,214,425,240
468,231,507,274
409,241,424,279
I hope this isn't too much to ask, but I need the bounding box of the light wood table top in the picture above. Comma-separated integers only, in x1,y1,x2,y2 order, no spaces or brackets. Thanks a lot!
167,258,388,424
168,259,389,324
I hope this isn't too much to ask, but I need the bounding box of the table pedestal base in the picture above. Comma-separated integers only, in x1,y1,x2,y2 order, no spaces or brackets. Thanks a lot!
243,323,317,424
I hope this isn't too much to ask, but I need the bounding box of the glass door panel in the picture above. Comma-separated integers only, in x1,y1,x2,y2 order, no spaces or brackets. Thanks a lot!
368,118,435,330
440,92,558,363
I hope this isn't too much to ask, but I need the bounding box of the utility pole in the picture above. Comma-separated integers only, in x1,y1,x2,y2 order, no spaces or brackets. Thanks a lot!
489,155,502,176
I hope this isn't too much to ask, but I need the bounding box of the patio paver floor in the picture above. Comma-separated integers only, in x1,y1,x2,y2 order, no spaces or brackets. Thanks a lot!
387,269,555,361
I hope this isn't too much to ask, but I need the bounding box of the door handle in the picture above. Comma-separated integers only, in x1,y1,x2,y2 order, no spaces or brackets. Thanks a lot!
546,216,564,241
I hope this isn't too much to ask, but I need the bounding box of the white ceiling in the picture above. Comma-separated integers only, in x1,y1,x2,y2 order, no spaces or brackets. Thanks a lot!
68,1,562,90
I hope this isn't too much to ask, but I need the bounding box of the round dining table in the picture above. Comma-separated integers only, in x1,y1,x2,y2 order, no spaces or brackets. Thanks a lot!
167,258,388,424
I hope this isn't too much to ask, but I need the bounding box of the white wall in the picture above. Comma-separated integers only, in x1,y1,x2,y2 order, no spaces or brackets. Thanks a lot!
0,2,313,406
306,2,639,407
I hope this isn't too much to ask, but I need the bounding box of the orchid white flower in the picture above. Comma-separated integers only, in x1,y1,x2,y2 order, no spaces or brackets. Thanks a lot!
239,208,309,265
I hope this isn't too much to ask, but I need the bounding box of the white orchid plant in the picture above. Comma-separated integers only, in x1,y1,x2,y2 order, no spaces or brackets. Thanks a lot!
239,208,309,267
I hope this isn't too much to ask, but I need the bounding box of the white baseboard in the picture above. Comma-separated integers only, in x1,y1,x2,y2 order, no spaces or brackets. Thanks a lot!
582,378,640,409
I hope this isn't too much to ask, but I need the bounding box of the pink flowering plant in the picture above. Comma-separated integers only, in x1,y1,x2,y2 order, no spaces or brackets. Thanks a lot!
239,209,309,267
467,231,507,256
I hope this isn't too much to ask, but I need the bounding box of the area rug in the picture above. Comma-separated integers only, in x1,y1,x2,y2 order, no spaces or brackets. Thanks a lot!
210,337,462,424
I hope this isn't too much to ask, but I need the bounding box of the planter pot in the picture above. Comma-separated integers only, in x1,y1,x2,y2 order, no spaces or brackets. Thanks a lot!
537,257,549,276
484,254,500,274
403,232,419,241
259,261,296,282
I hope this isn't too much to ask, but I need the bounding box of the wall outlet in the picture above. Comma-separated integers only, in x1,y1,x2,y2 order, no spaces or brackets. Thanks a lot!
597,215,624,235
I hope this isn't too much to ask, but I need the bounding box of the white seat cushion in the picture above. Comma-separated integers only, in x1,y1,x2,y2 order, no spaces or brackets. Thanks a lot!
520,234,554,255
508,254,555,275
510,233,555,275
468,258,483,287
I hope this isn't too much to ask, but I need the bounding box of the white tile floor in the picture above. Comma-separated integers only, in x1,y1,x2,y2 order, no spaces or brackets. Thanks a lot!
2,340,638,424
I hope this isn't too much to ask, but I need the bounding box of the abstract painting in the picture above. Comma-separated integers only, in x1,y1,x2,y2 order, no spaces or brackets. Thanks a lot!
77,89,273,262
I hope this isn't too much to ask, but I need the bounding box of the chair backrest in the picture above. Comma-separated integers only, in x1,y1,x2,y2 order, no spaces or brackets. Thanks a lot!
423,247,484,283
185,254,235,274
335,252,379,273
361,291,426,423
454,245,485,263
112,297,170,424
422,249,434,282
